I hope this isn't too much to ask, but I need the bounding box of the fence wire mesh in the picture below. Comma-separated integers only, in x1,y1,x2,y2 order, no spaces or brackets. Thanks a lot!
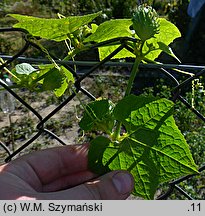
0,27,205,200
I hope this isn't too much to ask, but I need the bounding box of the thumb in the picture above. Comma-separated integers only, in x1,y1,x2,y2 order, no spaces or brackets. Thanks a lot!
40,171,134,200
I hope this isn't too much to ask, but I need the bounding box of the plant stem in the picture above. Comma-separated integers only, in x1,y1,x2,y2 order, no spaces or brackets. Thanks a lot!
112,56,142,141
111,121,122,141
125,57,142,96
0,58,20,81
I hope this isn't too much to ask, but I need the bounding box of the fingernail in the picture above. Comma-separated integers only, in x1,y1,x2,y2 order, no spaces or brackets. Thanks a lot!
112,172,133,194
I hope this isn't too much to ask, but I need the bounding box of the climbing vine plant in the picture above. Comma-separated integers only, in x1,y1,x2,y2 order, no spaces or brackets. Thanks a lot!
2,6,198,199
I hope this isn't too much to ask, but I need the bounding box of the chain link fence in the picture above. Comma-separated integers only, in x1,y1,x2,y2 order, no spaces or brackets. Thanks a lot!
0,27,205,200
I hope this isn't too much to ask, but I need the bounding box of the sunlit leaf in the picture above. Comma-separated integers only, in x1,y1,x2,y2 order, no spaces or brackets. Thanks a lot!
15,63,37,75
143,18,181,61
79,99,114,133
157,42,181,62
10,12,101,41
88,95,198,199
84,19,135,60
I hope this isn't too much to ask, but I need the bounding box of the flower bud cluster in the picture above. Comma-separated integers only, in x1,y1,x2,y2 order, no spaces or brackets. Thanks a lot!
132,5,160,42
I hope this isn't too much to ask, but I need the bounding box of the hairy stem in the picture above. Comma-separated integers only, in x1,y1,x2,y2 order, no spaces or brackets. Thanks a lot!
112,54,143,141
125,57,142,96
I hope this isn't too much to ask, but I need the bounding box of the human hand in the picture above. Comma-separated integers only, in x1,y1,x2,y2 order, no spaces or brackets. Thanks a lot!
0,144,134,200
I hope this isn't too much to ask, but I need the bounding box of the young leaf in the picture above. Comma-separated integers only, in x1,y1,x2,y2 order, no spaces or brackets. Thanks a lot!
53,66,75,97
79,99,114,134
10,12,101,41
157,42,181,63
15,63,37,75
89,95,198,199
12,63,41,90
42,66,74,97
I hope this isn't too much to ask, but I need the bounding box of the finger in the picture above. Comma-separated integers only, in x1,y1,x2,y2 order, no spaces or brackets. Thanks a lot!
4,144,91,189
42,170,97,192
38,170,134,200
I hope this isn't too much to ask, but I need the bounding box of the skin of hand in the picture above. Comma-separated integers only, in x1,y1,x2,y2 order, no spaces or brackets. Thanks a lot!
0,144,134,200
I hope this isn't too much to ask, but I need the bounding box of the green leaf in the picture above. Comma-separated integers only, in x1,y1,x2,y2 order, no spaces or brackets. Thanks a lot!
89,95,198,199
42,68,64,91
99,46,135,61
62,66,75,83
10,12,101,41
85,18,180,61
42,66,74,97
53,66,75,97
90,23,98,34
113,94,156,130
157,42,181,63
36,64,54,84
14,64,75,96
114,94,156,121
143,18,181,61
15,63,37,75
67,12,102,33
79,99,114,133
84,19,135,60
12,63,42,90
88,136,111,174
127,97,174,130
85,19,133,43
